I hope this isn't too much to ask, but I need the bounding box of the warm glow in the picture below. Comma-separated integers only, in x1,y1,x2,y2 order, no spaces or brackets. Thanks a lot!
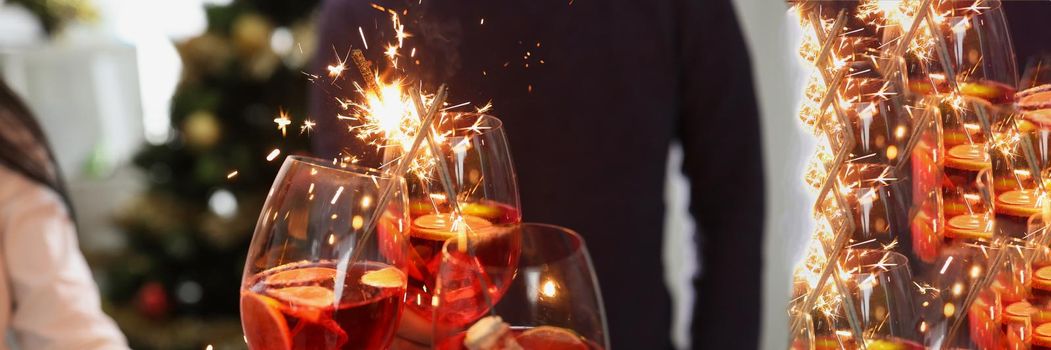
541,279,558,298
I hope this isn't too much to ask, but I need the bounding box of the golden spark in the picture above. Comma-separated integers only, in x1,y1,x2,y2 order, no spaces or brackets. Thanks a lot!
274,112,292,136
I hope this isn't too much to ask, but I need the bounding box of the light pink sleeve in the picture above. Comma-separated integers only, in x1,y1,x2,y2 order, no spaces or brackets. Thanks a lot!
2,179,128,350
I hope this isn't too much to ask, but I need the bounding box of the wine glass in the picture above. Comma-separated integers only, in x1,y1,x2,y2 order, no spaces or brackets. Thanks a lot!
433,224,608,350
941,1,1017,90
831,250,921,347
240,156,411,350
384,113,523,346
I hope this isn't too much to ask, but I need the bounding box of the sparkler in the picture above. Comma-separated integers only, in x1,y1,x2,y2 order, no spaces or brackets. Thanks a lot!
313,4,508,324
342,83,448,271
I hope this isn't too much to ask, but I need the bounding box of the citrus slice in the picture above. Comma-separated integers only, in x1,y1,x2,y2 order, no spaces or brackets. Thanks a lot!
1036,266,1051,292
269,285,335,309
1024,109,1051,129
361,266,406,288
1035,323,1051,347
460,202,502,220
516,326,588,350
866,338,923,350
241,292,292,350
1017,84,1051,98
265,266,337,287
1004,301,1034,324
464,315,514,350
412,214,492,241
945,214,993,240
1019,90,1051,111
961,81,1013,103
997,190,1043,218
945,144,990,171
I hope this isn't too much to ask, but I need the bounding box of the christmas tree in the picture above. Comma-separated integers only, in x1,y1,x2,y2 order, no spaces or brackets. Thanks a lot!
98,1,319,348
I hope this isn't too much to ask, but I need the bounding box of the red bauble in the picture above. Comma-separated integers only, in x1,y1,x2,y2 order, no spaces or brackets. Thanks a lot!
135,281,170,320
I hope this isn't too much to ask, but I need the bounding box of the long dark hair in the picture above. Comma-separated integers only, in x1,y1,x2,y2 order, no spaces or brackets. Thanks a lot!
0,77,72,211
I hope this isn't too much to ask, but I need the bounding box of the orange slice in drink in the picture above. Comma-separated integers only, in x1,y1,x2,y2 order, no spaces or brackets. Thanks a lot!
1035,323,1051,347
1019,89,1051,111
1035,266,1051,292
460,202,502,221
946,214,993,240
412,214,492,241
866,338,923,350
516,326,588,350
1024,109,1051,130
265,266,337,287
464,315,513,349
241,292,292,350
361,266,406,288
269,285,336,309
946,144,991,171
1005,301,1035,324
997,190,1043,218
961,81,1012,102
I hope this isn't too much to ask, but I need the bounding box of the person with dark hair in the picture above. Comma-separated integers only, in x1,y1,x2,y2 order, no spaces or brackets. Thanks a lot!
311,0,765,348
0,78,127,349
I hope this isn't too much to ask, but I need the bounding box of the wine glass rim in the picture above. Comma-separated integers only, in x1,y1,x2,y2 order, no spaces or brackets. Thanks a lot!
446,113,505,136
517,222,583,239
439,222,585,259
286,155,401,180
944,2,1003,16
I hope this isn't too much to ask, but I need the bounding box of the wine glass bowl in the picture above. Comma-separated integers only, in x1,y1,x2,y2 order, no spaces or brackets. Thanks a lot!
839,249,920,344
387,113,523,336
240,156,411,350
433,223,609,350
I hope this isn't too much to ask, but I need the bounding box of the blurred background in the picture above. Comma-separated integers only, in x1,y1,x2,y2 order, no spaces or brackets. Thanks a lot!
0,0,319,347
0,0,805,349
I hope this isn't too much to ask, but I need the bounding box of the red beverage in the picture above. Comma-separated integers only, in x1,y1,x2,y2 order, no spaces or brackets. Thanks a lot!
402,200,521,322
241,261,406,350
436,326,604,350
1035,323,1051,350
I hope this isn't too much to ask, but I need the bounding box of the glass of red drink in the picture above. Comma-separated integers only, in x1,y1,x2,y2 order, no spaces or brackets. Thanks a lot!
240,156,411,350
383,113,522,347
433,224,608,350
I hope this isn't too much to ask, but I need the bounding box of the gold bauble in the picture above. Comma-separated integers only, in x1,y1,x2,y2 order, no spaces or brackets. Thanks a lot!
232,13,272,58
182,111,221,149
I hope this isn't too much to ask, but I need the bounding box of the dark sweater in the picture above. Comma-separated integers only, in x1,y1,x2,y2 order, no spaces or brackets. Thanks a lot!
310,0,765,348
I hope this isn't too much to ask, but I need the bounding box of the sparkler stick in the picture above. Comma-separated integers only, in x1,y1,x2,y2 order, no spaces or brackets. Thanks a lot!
883,0,934,85
408,90,470,252
352,50,379,93
409,88,498,316
342,84,448,269
806,11,857,216
808,11,850,136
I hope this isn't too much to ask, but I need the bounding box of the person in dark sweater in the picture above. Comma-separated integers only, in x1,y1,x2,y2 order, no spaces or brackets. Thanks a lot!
310,0,765,348
1003,1,1051,86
